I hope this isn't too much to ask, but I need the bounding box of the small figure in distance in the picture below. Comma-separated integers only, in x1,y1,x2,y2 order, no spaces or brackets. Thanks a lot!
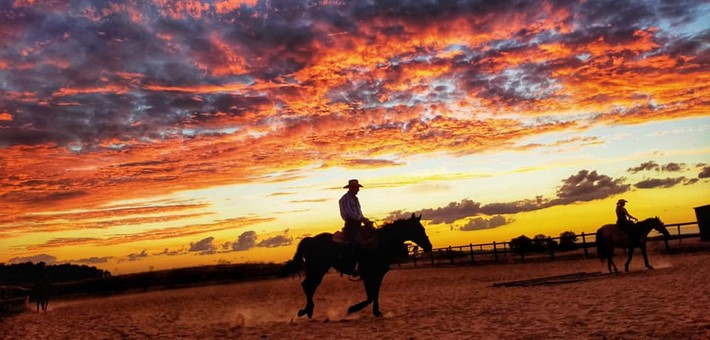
616,199,639,245
339,179,370,277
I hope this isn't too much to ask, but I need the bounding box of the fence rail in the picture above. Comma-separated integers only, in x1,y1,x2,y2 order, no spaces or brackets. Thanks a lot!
0,285,31,315
404,221,701,268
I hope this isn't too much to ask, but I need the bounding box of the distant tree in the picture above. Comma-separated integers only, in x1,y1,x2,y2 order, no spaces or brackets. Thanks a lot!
559,231,578,251
532,234,549,252
509,235,532,255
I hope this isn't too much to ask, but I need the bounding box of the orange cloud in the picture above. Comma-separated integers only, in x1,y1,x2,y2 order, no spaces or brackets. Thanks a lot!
26,216,273,250
52,85,131,96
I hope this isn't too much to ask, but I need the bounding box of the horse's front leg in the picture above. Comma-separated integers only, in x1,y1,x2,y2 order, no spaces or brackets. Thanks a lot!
624,246,635,272
608,256,618,273
640,242,653,270
368,269,387,317
347,278,372,315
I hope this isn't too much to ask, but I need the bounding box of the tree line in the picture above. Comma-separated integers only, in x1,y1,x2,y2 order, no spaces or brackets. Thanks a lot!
0,262,110,287
509,231,579,254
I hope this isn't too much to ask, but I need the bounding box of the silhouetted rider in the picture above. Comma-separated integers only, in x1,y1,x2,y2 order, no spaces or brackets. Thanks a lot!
616,199,639,244
339,179,370,276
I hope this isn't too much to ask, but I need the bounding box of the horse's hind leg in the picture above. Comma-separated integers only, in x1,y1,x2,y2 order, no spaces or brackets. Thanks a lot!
298,268,326,319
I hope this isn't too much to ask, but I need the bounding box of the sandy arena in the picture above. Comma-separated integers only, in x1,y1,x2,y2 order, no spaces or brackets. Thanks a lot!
2,252,709,339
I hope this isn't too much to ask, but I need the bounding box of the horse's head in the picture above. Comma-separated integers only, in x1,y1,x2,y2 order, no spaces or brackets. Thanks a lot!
403,213,432,252
645,216,670,238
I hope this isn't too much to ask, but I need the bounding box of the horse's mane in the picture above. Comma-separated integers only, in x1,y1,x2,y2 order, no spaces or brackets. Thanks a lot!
641,216,663,224
378,218,412,230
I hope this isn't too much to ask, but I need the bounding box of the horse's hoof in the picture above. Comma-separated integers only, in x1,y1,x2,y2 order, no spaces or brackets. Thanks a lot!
347,306,357,314
373,310,383,318
647,266,654,270
298,309,306,317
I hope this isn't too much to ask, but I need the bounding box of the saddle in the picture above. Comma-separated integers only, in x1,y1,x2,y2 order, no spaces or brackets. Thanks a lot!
333,223,378,250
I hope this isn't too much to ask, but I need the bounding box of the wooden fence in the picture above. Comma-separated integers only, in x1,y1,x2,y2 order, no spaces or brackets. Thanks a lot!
0,285,31,315
405,221,700,268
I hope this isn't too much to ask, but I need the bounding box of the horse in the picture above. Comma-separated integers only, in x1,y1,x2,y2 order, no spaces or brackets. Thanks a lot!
285,214,432,319
596,217,670,273
31,280,51,312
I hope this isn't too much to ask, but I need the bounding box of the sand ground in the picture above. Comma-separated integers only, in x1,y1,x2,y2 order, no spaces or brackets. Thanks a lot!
2,251,709,339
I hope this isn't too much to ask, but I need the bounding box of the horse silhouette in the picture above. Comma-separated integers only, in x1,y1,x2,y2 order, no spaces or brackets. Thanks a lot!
31,280,51,312
596,217,670,273
285,214,432,318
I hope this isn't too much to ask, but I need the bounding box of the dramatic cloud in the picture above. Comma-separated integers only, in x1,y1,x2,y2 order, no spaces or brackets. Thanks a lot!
0,201,210,237
66,256,113,264
256,230,293,248
289,198,329,204
661,162,687,172
7,253,57,264
628,161,689,173
124,249,149,262
231,230,257,251
634,177,686,189
189,236,216,255
0,0,706,224
340,159,404,169
699,166,710,179
685,178,699,185
26,217,271,250
153,247,187,256
550,170,630,204
628,161,659,173
460,215,509,231
388,169,629,223
391,199,481,224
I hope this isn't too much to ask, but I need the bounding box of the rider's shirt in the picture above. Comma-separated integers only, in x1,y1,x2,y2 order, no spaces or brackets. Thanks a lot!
339,192,363,222
616,206,630,224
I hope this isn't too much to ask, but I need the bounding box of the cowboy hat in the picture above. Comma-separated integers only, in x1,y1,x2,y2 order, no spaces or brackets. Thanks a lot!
343,179,364,188
617,199,628,204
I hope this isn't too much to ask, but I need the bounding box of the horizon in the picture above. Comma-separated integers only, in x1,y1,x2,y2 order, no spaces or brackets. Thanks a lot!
1,0,709,275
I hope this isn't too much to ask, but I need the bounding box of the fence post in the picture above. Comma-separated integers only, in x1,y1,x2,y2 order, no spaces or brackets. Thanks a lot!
677,225,681,243
430,250,435,267
581,232,588,257
412,249,418,267
469,243,475,265
493,241,499,263
548,236,555,260
449,246,454,265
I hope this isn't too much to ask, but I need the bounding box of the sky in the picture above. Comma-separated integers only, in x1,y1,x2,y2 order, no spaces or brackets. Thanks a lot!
0,0,708,274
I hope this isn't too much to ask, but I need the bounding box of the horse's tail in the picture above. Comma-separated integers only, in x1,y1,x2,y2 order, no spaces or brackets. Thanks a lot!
280,237,309,277
595,228,608,261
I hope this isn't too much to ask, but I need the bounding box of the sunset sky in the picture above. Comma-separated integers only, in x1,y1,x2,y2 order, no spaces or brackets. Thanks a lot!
1,0,708,274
